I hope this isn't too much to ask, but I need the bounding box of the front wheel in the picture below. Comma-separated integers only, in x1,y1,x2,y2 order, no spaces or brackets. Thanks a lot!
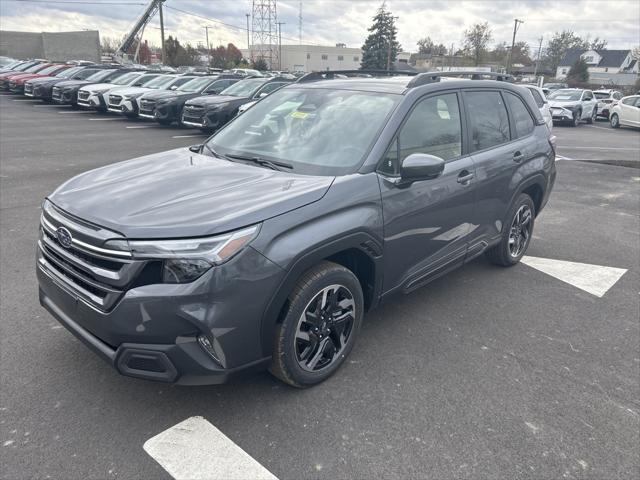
610,113,620,128
586,108,596,124
156,118,172,126
486,193,535,267
569,110,581,127
270,261,364,388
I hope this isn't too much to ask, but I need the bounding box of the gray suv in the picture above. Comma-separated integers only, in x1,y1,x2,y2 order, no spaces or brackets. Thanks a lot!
37,71,556,387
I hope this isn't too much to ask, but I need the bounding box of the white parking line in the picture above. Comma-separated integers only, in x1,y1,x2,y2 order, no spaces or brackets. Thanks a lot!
172,134,207,138
143,416,278,480
12,99,39,102
558,146,639,151
125,125,156,129
89,117,121,121
58,110,92,114
586,125,615,131
522,256,627,297
33,104,70,108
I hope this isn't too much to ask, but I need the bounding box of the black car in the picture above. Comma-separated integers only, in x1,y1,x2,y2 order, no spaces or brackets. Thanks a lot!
37,70,556,387
28,66,109,101
51,68,139,106
181,77,294,132
138,75,240,125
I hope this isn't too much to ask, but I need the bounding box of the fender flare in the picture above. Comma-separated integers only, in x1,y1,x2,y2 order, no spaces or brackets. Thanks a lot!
509,172,548,216
259,232,383,356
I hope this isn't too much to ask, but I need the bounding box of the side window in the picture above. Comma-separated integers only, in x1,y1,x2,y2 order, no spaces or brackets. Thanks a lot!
614,92,622,100
255,82,285,97
528,88,545,108
398,93,462,162
465,91,510,151
583,91,593,101
505,92,535,138
621,97,636,106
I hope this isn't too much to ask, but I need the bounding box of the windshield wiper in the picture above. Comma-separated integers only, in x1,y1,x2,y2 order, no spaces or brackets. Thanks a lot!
225,153,293,171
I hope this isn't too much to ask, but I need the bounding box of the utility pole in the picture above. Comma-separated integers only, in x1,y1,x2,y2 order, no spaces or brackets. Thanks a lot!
245,13,250,51
159,1,165,65
203,26,211,67
533,35,543,77
449,43,454,70
507,18,524,74
276,21,285,71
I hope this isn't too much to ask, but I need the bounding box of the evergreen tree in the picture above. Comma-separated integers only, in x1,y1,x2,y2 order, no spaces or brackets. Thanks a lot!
360,4,401,70
567,57,589,83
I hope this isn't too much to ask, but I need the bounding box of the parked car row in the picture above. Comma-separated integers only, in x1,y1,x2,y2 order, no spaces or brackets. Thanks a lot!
1,59,296,132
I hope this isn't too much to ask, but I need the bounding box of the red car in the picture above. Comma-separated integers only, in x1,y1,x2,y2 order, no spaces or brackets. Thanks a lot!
0,62,50,90
8,64,70,94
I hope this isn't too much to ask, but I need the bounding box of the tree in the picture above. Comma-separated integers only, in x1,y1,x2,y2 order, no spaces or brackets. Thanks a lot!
511,41,532,65
464,22,492,66
567,57,589,83
251,57,268,71
100,36,118,54
589,37,608,51
164,36,200,67
544,31,587,72
210,43,244,69
360,3,401,70
417,36,447,55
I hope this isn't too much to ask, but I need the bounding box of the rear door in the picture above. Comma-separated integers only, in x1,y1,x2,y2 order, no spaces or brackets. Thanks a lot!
464,89,537,254
620,96,640,126
378,91,477,294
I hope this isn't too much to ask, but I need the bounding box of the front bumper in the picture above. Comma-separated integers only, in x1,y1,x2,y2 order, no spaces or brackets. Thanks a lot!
551,107,575,121
37,241,285,385
108,99,136,115
78,92,106,109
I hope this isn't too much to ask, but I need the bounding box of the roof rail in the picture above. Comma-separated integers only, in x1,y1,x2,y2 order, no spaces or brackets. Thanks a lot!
407,70,515,88
297,69,417,83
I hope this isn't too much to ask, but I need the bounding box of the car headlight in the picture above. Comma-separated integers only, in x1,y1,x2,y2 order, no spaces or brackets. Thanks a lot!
124,93,143,100
92,88,110,95
105,225,260,283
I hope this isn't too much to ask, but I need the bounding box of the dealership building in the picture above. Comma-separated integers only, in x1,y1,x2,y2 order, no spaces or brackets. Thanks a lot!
242,44,362,72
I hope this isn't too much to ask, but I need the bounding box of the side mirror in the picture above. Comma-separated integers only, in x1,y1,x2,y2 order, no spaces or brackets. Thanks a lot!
188,144,202,153
170,85,178,90
400,153,445,181
258,92,268,98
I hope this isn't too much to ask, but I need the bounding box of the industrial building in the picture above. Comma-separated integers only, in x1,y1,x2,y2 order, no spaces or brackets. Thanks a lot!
0,30,101,63
242,44,363,72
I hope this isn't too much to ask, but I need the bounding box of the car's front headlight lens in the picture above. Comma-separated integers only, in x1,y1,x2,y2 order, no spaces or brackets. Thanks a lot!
109,225,260,283
93,88,110,95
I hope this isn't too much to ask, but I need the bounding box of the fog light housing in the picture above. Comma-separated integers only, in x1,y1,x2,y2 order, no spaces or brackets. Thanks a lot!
197,335,223,366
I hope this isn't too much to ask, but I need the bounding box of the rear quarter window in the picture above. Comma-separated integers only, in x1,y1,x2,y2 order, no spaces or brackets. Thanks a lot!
464,91,510,152
505,92,535,138
527,88,545,108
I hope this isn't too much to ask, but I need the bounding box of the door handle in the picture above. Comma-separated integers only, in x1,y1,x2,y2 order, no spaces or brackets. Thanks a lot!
513,151,525,162
457,171,474,184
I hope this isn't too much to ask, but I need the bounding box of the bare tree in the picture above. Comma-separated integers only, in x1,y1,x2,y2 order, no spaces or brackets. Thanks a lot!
464,22,492,66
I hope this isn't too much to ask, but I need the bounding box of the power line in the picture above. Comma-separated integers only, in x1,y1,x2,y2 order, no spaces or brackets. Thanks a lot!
163,3,320,46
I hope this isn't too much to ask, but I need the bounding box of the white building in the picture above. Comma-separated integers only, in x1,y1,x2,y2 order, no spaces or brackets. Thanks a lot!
242,44,362,72
555,49,639,86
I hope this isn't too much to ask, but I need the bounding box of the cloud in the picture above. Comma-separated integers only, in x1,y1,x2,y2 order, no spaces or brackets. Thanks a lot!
0,0,638,52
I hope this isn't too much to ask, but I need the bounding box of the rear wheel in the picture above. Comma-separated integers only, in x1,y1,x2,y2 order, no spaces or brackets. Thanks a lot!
486,193,535,267
269,261,364,388
610,113,620,128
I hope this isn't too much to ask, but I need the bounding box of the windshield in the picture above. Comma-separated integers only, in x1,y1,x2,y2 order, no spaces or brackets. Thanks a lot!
177,76,214,92
548,89,582,101
25,63,47,73
207,87,399,176
142,75,176,89
34,65,60,75
111,72,141,85
220,79,266,97
593,92,611,99
85,69,117,82
57,67,81,78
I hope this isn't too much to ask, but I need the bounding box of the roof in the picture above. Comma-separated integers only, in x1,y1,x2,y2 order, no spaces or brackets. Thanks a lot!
559,49,630,68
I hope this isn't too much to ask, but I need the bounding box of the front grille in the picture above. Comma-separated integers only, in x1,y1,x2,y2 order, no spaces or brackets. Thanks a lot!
78,91,89,101
38,205,146,311
109,95,123,106
139,99,156,116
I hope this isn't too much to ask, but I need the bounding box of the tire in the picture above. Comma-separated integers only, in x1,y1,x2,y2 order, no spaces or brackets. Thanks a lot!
156,118,172,126
269,261,364,388
610,113,620,128
586,108,596,124
569,110,581,127
486,193,535,267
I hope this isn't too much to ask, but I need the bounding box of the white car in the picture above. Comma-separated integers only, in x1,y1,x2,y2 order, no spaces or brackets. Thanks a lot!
593,89,623,119
106,75,196,117
610,95,640,129
76,71,160,112
547,88,598,127
521,85,552,131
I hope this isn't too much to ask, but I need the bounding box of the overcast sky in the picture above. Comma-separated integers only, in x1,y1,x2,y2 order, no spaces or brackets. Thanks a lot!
1,0,638,53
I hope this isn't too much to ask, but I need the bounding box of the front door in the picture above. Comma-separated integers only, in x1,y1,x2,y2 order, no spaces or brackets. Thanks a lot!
378,92,476,294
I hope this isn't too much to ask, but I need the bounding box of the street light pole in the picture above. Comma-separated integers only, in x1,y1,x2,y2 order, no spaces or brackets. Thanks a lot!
245,13,250,51
203,26,211,67
159,1,165,65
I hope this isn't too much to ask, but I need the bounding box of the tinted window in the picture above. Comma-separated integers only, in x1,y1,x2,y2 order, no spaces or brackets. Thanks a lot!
582,91,593,101
465,91,510,151
254,82,288,97
527,87,545,108
621,96,637,105
613,92,622,100
505,92,535,138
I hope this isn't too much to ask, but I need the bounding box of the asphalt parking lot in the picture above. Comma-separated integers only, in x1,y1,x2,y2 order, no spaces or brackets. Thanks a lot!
1,94,639,480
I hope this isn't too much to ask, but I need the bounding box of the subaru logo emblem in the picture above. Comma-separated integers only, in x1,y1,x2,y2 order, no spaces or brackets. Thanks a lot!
56,227,73,249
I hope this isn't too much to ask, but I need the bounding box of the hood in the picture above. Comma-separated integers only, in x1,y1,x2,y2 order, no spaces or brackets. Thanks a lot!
55,79,90,89
186,95,242,107
12,73,46,84
30,77,67,87
548,99,580,108
107,86,152,97
25,75,58,84
48,148,334,238
141,89,182,101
